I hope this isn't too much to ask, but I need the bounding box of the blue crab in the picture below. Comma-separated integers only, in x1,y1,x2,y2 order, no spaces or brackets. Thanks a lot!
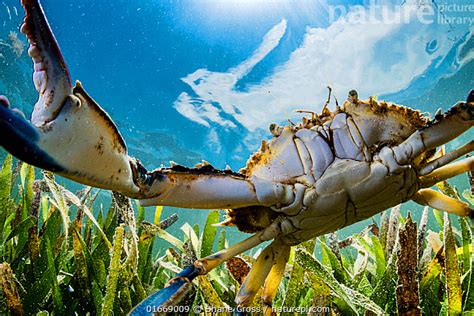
0,0,473,314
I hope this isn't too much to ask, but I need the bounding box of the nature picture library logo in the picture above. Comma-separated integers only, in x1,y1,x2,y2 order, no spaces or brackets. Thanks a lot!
327,0,474,25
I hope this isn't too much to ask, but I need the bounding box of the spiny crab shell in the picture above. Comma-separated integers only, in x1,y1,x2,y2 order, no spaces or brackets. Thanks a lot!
225,100,428,235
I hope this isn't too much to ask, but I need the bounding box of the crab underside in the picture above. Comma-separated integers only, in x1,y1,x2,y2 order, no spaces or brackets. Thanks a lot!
0,0,473,314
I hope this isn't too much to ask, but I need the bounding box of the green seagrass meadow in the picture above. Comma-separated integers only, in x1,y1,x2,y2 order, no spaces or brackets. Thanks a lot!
0,154,472,315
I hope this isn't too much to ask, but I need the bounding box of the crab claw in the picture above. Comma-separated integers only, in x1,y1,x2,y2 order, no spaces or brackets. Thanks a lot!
21,0,72,126
0,0,143,197
0,85,144,197
0,96,64,172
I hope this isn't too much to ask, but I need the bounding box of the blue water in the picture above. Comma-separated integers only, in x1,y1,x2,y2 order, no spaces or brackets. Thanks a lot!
0,0,473,245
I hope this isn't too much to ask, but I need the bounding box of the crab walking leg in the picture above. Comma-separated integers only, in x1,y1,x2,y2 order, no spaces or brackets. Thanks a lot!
199,221,282,273
261,243,291,314
419,156,474,188
130,222,282,314
413,189,472,217
418,141,474,175
235,241,279,307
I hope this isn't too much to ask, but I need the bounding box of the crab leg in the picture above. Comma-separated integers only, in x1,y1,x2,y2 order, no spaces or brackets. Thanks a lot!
418,141,474,176
235,239,290,309
130,222,282,314
138,169,295,209
235,241,278,306
235,239,290,310
413,189,472,217
419,156,474,188
261,243,291,314
199,221,282,273
234,238,290,314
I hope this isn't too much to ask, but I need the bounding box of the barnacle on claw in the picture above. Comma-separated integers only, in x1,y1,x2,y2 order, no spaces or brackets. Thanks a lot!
0,0,473,312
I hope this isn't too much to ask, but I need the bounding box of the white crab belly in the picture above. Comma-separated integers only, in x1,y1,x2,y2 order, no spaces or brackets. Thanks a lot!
280,158,418,245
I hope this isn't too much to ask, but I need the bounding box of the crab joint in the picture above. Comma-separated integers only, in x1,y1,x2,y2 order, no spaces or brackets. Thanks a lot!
418,141,474,176
271,183,306,215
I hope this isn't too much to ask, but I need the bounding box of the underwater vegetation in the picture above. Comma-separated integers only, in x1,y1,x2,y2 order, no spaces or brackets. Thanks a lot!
0,154,472,315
